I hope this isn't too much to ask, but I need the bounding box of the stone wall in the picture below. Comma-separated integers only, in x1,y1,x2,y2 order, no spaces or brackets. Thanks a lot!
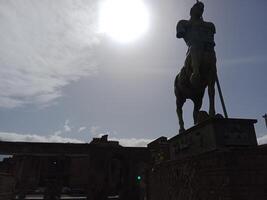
0,173,15,200
147,145,267,200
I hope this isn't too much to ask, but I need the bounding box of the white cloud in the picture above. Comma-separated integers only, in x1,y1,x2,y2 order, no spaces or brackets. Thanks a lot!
90,126,101,136
54,130,62,136
257,135,267,145
0,131,151,147
0,132,83,143
111,137,152,147
0,155,12,162
64,120,72,132
89,126,120,137
78,126,87,132
89,125,152,147
0,0,99,108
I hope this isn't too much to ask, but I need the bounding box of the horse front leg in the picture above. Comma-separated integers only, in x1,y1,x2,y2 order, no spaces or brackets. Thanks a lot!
208,82,215,117
176,99,185,133
177,106,185,133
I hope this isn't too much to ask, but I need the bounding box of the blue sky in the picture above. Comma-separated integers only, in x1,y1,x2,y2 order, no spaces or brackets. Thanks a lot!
0,0,266,146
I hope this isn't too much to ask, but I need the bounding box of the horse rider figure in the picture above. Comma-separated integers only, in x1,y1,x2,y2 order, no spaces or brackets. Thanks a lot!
175,1,217,133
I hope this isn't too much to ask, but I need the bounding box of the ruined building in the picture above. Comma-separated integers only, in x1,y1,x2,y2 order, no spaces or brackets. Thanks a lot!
1,118,267,200
0,135,150,199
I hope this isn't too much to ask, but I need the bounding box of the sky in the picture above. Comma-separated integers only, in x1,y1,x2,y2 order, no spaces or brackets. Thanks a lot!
0,0,266,147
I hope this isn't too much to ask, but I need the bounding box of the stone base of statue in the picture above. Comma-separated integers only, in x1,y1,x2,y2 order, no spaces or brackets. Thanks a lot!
169,118,258,159
147,118,267,200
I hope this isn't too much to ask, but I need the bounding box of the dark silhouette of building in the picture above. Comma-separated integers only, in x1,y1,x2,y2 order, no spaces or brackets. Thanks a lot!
0,135,150,200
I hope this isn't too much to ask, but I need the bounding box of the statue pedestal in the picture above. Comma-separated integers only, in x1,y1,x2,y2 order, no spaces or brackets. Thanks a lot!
147,118,267,200
169,118,258,160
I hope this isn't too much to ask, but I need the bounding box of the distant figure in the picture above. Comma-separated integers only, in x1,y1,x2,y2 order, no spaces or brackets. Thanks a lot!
174,1,217,133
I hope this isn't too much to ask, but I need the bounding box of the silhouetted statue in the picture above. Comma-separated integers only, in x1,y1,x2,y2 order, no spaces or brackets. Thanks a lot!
175,1,217,133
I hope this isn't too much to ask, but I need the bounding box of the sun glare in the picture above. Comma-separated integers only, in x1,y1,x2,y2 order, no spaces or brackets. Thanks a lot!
99,0,149,43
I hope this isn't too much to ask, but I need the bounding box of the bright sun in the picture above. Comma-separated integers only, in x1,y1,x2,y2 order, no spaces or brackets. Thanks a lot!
99,0,149,43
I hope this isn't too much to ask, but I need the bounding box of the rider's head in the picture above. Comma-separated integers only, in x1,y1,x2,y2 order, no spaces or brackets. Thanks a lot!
190,1,204,19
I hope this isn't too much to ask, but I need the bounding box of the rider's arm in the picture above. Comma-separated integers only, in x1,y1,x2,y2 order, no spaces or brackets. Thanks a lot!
176,20,188,38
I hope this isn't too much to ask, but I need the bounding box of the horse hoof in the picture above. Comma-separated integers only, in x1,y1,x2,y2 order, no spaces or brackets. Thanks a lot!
197,111,209,123
215,113,224,118
179,128,186,133
209,111,216,117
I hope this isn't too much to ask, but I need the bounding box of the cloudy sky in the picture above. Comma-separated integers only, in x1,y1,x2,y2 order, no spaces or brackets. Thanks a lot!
0,0,266,147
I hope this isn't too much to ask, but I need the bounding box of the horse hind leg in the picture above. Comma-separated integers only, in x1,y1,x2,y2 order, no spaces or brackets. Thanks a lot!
193,98,203,125
208,80,216,117
207,61,217,117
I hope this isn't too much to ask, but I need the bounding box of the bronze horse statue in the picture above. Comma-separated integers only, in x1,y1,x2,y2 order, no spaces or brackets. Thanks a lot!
174,52,216,133
174,1,217,133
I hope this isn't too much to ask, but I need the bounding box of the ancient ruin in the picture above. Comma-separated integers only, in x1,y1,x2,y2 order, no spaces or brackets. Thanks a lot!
0,1,267,200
